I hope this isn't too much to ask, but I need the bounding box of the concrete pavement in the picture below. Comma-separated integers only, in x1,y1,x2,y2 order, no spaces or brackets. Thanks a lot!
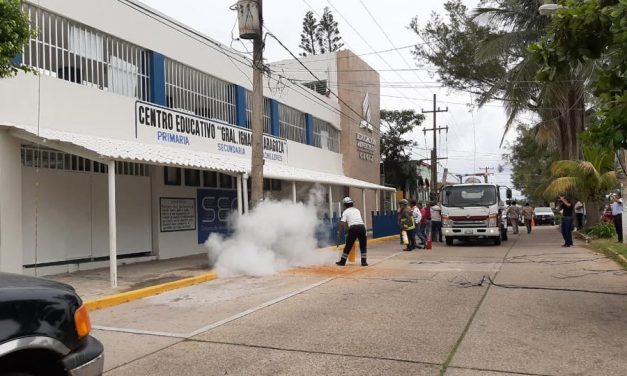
84,227,625,375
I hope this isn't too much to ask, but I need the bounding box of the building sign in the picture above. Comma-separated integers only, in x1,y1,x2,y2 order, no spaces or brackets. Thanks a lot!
135,101,288,163
197,189,238,244
160,198,196,232
356,133,376,162
359,92,374,132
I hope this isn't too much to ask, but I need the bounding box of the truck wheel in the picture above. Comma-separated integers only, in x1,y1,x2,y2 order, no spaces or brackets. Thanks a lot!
494,237,501,246
445,237,453,246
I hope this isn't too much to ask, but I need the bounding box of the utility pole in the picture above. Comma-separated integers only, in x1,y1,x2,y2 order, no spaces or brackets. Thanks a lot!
422,94,448,200
236,0,264,207
479,167,495,183
250,0,264,207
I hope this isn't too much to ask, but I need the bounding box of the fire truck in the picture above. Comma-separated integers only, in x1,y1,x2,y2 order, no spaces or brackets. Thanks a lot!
440,183,511,246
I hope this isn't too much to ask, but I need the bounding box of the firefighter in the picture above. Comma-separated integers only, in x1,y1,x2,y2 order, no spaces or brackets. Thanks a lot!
336,197,368,266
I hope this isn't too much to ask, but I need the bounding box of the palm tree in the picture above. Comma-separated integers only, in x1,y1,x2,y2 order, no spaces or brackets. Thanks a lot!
472,0,588,160
544,146,619,228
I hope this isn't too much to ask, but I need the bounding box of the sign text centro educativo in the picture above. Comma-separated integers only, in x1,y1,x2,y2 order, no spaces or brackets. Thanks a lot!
135,101,287,163
356,132,376,162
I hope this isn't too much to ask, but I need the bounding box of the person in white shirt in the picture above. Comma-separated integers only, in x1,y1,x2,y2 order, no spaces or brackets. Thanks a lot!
611,192,623,243
336,197,368,266
430,202,443,242
574,200,585,230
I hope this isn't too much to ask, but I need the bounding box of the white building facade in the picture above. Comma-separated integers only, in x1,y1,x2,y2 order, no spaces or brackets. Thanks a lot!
0,0,392,281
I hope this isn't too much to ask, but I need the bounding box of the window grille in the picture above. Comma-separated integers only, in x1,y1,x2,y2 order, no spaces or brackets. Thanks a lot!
303,80,328,96
21,4,151,101
245,92,271,133
165,59,236,125
278,104,306,144
21,146,149,176
313,118,340,152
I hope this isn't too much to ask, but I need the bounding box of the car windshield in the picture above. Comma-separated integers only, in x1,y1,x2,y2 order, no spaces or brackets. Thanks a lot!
534,207,553,214
443,185,497,207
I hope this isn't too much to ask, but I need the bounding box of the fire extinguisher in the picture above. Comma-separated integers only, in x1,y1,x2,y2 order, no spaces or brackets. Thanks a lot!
401,230,409,245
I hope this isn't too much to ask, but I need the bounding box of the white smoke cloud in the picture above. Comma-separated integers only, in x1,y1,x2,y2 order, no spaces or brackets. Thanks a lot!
205,186,336,277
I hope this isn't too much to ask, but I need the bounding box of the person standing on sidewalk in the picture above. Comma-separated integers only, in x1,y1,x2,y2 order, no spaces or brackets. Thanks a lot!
336,197,368,266
559,196,574,247
611,192,623,243
522,203,534,234
398,199,416,251
410,200,426,248
507,200,521,234
430,201,443,242
574,200,585,230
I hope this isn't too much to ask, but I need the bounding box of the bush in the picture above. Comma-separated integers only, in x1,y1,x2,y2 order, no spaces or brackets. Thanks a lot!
586,223,616,239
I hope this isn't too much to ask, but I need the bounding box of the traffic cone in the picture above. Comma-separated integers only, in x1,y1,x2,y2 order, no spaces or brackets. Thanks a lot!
348,242,356,263
426,233,432,250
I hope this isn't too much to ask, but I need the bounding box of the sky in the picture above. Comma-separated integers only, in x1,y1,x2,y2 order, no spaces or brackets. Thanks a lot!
140,0,527,195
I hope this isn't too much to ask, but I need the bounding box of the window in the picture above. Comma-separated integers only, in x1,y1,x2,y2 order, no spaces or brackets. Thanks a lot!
164,167,181,185
203,171,218,187
303,80,328,96
313,117,340,152
219,173,234,189
278,104,306,144
21,4,151,100
245,92,272,132
263,179,282,191
20,146,149,175
165,59,236,125
184,169,201,187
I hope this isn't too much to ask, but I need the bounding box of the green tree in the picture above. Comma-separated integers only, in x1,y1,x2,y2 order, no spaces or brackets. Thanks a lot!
0,0,34,78
529,0,627,151
317,7,344,54
505,125,559,204
411,0,586,160
544,146,619,228
299,11,320,57
380,110,425,192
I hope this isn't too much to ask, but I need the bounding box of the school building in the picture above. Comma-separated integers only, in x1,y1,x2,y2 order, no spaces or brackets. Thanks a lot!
0,0,395,283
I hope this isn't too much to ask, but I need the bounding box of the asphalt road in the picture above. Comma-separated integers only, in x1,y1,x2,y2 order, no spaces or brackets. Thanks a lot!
91,226,627,375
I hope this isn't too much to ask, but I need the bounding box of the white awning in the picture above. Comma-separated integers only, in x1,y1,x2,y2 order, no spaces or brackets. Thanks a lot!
5,126,394,191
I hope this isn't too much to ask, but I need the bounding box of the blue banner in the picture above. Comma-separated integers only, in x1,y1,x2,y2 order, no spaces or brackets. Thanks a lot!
197,189,238,244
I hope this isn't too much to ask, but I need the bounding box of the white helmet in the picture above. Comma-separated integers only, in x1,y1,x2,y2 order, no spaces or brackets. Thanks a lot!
342,197,353,204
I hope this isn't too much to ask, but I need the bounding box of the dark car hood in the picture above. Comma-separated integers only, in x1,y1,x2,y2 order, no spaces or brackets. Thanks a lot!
0,273,75,292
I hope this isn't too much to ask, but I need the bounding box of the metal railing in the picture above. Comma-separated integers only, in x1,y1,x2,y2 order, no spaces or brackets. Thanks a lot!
165,59,236,125
21,3,151,101
313,117,340,152
278,104,306,144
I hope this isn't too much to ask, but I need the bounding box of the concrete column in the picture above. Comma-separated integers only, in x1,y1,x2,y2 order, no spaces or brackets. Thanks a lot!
328,185,333,219
0,132,23,273
393,189,398,210
292,181,297,203
375,190,380,212
362,189,367,229
108,161,118,288
237,175,243,215
242,174,249,214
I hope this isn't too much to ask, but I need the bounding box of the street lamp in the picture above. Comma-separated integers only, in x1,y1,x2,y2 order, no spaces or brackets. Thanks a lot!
538,1,562,16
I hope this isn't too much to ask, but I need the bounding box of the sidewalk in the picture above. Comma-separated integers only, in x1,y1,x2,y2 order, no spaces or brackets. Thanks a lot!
46,253,210,301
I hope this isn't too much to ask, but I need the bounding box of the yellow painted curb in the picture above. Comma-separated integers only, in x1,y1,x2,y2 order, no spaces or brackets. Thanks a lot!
369,235,398,244
84,272,217,311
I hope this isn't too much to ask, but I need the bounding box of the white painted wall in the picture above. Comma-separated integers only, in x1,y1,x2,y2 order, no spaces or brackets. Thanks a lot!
286,141,343,175
21,166,151,270
27,0,340,126
0,132,23,273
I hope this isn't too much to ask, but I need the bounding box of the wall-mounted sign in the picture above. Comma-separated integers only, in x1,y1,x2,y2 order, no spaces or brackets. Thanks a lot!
135,101,288,163
356,133,376,162
359,92,374,132
197,189,238,244
160,198,196,232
